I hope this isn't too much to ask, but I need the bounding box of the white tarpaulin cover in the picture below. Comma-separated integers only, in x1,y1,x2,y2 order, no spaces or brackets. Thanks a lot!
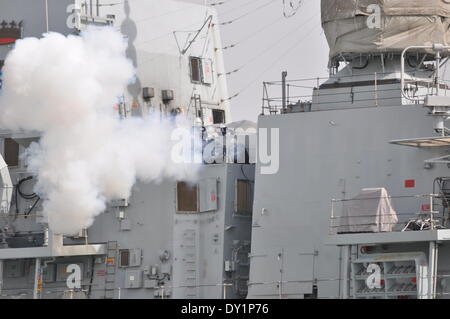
338,188,398,233
322,0,450,60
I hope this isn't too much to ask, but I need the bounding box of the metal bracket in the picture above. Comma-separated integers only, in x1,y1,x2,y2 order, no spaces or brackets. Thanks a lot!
425,154,450,164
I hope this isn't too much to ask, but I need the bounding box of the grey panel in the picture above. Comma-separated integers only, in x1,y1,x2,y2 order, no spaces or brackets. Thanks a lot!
144,279,158,289
129,248,142,267
5,260,24,278
124,269,142,289
199,178,218,212
282,248,314,296
120,219,132,231
248,248,282,297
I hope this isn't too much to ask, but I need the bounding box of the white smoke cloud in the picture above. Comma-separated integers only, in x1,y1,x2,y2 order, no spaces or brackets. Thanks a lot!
0,27,201,234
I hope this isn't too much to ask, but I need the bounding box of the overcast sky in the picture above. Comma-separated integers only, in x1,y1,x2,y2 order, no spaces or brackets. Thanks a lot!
182,0,329,122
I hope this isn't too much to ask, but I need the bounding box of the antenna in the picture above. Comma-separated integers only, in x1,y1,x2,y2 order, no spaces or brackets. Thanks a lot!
45,0,49,32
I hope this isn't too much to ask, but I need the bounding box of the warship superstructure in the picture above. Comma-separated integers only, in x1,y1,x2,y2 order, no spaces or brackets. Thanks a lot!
248,0,450,299
0,0,255,299
4,0,450,301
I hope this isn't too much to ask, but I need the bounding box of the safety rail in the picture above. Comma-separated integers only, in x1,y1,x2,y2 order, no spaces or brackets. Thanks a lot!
261,72,450,116
329,194,445,236
4,275,450,299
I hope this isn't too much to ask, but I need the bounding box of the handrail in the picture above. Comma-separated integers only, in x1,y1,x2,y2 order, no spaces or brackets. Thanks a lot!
401,44,450,102
329,194,443,235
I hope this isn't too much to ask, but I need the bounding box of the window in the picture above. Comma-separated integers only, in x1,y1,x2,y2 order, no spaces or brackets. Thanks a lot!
190,57,203,83
4,138,19,167
235,179,252,215
177,181,198,213
119,249,130,267
212,109,225,124
119,248,142,267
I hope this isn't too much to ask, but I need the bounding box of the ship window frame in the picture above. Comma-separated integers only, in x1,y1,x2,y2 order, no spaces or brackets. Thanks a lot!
212,109,226,124
189,56,203,84
176,181,199,213
235,179,252,215
119,249,130,267
3,138,19,168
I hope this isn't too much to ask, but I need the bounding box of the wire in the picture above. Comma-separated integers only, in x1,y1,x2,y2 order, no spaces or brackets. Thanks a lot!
119,3,202,29
218,0,270,17
15,177,40,219
223,21,321,102
174,15,213,55
17,177,38,200
219,14,285,51
134,0,273,47
219,11,320,77
216,0,277,26
97,2,123,7
208,0,239,7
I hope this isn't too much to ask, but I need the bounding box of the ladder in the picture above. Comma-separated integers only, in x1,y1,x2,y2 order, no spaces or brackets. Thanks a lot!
183,229,198,298
104,241,117,299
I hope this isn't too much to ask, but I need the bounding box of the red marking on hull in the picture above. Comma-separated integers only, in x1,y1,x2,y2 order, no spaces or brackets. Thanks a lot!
0,38,17,45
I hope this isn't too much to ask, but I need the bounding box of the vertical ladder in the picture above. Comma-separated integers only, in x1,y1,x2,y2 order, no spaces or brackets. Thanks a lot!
104,241,117,299
183,229,198,298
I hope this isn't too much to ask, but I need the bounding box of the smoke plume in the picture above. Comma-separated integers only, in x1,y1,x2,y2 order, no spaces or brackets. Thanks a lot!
0,27,200,234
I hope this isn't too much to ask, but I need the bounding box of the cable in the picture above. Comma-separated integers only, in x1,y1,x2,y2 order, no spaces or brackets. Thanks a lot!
25,197,41,218
218,0,270,17
208,0,239,6
174,15,213,55
134,0,273,47
97,2,123,7
223,21,321,102
219,11,320,77
216,0,277,26
219,14,285,51
17,177,38,200
119,3,202,30
15,177,40,219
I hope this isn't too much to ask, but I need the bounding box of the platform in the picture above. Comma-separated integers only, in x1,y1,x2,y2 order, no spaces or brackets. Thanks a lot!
327,229,450,246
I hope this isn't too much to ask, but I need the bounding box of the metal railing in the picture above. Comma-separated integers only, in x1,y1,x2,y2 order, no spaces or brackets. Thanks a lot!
3,274,450,299
261,72,450,116
329,194,446,236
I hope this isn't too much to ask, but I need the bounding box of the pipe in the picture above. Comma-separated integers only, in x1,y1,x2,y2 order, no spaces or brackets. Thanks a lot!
0,154,13,215
342,245,350,299
428,241,439,299
33,258,42,299
428,242,437,299
0,260,3,296
282,71,288,112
